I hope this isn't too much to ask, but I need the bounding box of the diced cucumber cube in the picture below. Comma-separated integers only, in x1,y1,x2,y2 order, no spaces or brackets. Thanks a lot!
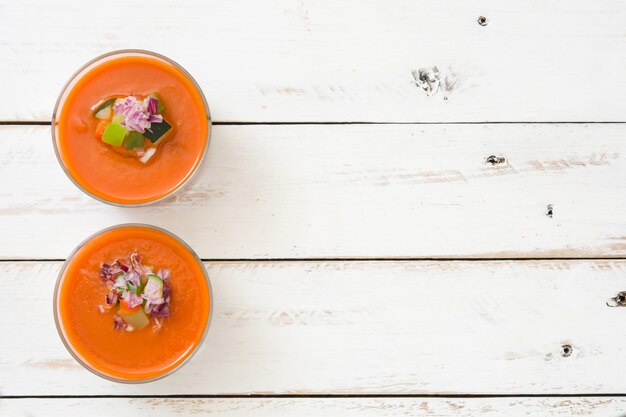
124,131,145,150
102,122,126,146
92,98,116,117
146,274,164,298
94,105,112,120
147,274,163,284
120,309,150,329
143,119,172,143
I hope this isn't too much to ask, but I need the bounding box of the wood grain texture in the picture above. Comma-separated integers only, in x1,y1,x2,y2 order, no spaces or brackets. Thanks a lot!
3,260,626,395
1,0,625,122
2,124,626,259
3,397,626,417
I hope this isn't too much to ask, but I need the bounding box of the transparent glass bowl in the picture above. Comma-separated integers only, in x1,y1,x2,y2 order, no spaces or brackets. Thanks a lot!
52,50,211,206
53,223,213,383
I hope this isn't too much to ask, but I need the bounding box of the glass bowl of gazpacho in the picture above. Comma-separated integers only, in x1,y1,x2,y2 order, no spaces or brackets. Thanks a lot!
53,50,211,206
53,224,212,383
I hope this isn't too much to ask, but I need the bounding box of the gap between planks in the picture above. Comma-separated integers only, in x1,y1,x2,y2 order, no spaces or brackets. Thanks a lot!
5,121,626,126
4,257,626,263
6,393,626,399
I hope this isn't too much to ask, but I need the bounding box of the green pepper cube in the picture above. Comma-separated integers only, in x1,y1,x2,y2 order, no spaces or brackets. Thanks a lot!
102,122,126,146
143,119,172,144
92,98,117,118
124,131,145,150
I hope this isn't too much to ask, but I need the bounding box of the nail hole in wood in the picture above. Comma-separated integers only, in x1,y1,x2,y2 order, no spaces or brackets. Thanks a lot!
560,344,572,358
546,204,554,218
478,16,489,26
484,155,506,165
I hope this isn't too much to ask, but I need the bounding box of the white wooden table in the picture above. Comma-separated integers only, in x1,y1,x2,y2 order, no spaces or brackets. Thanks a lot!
2,1,626,415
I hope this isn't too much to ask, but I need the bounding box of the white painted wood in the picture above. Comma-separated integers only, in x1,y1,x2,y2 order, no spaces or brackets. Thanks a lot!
1,0,625,122
3,260,626,395
2,397,626,417
2,124,626,259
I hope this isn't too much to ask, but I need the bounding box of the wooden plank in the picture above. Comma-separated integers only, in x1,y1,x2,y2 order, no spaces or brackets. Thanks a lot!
2,124,626,259
2,397,626,417
1,0,625,122
3,260,626,395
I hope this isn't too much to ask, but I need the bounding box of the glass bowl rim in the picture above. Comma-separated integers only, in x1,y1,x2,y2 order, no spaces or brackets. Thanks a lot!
51,49,212,207
52,223,213,384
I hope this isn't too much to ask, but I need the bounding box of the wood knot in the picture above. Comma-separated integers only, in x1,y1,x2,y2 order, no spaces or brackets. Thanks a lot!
412,66,441,96
478,16,489,26
607,291,626,307
484,155,506,165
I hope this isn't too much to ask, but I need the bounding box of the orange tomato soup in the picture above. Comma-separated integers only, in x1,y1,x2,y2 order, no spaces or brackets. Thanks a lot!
54,52,209,205
55,225,211,381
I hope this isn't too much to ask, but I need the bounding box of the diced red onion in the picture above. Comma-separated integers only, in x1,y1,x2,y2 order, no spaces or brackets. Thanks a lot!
150,302,171,318
125,271,140,287
113,315,127,331
138,147,156,164
123,112,151,132
112,95,160,133
163,280,171,299
100,263,124,282
147,114,163,123
157,268,171,280
103,251,173,328
122,290,143,308
129,252,144,275
105,292,118,305
115,260,129,273
147,96,158,115
152,317,163,333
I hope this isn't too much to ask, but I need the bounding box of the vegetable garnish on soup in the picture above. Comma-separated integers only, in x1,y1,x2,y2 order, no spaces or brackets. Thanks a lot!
99,252,172,332
53,51,210,205
93,94,172,164
55,225,211,381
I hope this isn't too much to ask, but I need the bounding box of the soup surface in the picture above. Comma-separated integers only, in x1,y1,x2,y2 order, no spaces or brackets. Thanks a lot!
56,225,211,381
54,52,209,204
